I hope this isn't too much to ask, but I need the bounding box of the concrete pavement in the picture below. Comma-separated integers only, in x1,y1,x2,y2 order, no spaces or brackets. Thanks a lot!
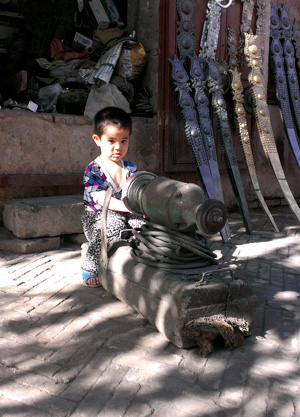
0,206,299,416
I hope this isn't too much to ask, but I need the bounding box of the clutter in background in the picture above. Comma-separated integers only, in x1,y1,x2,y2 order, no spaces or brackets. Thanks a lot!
0,0,153,118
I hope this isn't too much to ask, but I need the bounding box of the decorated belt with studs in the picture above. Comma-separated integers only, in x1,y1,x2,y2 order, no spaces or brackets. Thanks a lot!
270,4,300,169
244,32,300,224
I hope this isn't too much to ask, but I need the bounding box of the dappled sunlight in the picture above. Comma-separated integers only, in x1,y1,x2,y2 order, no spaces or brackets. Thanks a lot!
231,234,299,260
0,206,299,416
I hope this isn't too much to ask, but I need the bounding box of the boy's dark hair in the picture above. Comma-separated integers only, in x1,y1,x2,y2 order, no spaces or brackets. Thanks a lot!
93,107,132,136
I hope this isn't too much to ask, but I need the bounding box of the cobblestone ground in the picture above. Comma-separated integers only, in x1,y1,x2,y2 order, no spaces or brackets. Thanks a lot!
0,207,299,417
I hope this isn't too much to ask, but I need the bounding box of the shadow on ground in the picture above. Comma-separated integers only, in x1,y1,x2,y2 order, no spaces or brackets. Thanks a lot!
0,207,299,416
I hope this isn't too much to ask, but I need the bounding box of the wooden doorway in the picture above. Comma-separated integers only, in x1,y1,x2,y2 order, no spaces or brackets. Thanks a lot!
158,0,258,176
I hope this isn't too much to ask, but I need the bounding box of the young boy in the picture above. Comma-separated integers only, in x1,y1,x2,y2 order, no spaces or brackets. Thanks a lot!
81,106,145,287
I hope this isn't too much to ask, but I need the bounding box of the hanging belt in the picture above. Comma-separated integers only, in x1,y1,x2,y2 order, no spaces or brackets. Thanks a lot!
238,0,255,67
269,5,300,170
176,0,196,59
99,186,113,273
279,4,300,163
199,0,253,234
168,56,214,194
169,56,231,244
244,32,300,224
227,26,279,232
169,0,231,242
292,21,300,70
255,0,267,69
186,53,231,241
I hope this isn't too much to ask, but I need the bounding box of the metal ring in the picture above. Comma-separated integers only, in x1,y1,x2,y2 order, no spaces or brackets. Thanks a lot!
215,0,234,9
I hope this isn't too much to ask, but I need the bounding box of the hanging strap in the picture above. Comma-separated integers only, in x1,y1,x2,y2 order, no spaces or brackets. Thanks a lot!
244,32,300,224
279,5,300,158
199,0,253,234
170,0,231,242
227,25,279,232
269,5,300,170
99,186,113,272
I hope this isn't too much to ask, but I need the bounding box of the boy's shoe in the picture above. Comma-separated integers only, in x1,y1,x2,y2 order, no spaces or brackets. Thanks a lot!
81,270,101,287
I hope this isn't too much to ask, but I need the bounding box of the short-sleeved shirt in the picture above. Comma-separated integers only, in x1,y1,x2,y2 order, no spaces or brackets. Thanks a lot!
83,157,138,211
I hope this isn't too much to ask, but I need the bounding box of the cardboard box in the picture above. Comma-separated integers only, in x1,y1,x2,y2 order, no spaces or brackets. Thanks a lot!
89,0,124,29
72,32,93,50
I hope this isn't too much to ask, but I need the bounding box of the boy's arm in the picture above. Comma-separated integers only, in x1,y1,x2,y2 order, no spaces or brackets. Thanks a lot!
92,190,131,213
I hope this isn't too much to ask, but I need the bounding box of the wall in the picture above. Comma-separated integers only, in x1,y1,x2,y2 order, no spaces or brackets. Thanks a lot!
1,0,300,224
159,0,300,213
0,0,161,224
0,111,159,223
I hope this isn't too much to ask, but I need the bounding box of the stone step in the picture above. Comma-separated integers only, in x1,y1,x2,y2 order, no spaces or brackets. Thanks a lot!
0,227,60,253
3,195,84,239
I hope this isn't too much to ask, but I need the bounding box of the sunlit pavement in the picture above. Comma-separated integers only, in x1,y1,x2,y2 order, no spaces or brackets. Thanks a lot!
0,206,299,416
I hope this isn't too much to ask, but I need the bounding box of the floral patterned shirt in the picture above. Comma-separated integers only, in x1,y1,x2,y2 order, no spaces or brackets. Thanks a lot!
83,158,137,211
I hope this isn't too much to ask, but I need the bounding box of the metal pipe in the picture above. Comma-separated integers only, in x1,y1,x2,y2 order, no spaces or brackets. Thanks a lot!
122,171,227,235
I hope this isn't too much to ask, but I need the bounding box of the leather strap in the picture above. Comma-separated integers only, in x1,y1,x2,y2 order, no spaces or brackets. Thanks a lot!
256,0,267,68
269,5,300,170
200,0,222,59
199,0,253,235
170,0,231,242
227,26,279,232
206,57,253,234
279,5,300,162
186,53,231,242
244,32,300,224
99,186,113,271
176,0,196,59
238,0,255,67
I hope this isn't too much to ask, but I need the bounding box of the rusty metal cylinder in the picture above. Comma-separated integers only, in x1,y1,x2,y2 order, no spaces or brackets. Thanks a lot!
122,171,227,235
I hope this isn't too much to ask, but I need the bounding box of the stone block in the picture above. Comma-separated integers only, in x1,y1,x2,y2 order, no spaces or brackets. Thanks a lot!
63,233,86,244
99,243,260,353
3,195,84,239
0,227,60,254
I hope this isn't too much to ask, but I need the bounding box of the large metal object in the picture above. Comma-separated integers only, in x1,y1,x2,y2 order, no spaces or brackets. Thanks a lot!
122,171,227,235
99,245,259,356
97,176,258,356
94,1,260,356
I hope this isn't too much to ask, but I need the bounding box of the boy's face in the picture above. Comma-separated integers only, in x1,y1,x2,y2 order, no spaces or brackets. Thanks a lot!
93,124,130,163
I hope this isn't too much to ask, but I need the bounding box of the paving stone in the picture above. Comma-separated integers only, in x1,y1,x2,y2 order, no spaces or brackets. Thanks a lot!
125,362,199,387
0,337,54,367
61,346,118,402
42,305,88,344
137,386,231,416
123,400,154,417
0,378,77,417
11,358,61,378
97,378,140,417
106,340,183,367
219,356,248,409
0,396,53,417
69,362,129,416
197,349,231,391
0,227,61,254
0,207,299,416
240,375,269,417
51,334,106,380
3,195,84,239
